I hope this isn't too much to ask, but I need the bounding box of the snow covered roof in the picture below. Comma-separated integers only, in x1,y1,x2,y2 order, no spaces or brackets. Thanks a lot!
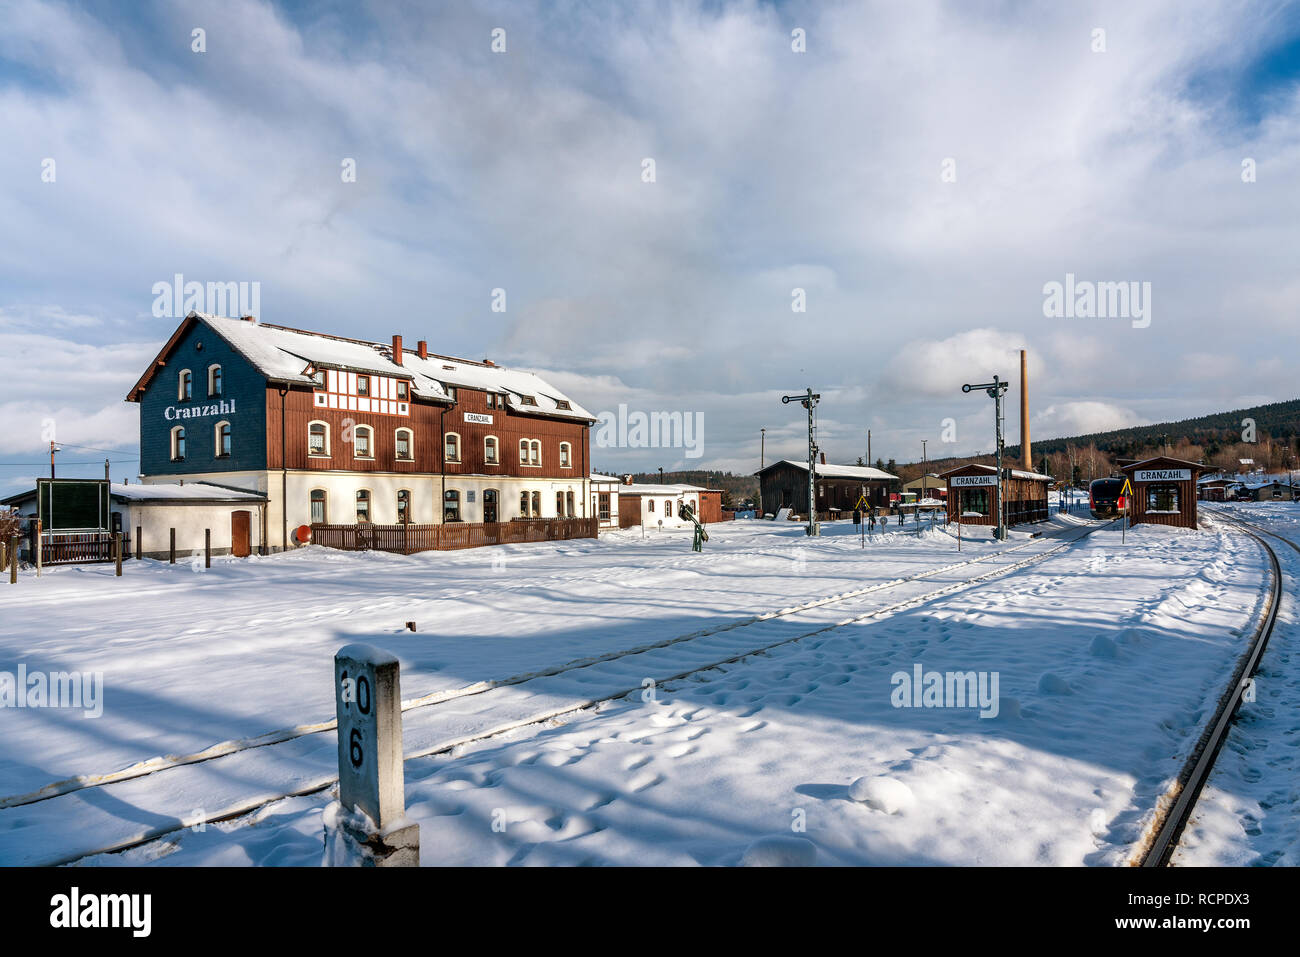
131,313,593,422
761,460,898,481
621,483,708,495
114,482,267,503
939,463,1053,482
590,473,623,484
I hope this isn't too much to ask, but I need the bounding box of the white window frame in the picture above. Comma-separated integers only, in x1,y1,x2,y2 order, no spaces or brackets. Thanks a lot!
529,439,541,466
355,488,372,523
444,431,461,464
207,363,223,398
310,488,328,524
170,425,186,462
484,435,499,465
214,420,231,459
178,369,192,402
395,427,414,462
559,442,572,468
353,425,374,460
308,420,331,457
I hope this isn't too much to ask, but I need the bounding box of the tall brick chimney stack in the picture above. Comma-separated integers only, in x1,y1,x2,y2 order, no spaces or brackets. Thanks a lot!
417,340,428,360
1021,349,1031,471
392,334,403,365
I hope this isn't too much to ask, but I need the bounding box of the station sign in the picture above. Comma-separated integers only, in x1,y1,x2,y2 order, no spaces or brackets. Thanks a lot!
1134,468,1191,482
949,474,998,487
464,412,493,425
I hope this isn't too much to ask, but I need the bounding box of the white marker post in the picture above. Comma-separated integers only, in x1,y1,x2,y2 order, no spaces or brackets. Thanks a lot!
327,643,419,866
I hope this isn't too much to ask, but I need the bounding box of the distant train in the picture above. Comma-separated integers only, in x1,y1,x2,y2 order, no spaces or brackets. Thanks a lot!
1089,478,1125,519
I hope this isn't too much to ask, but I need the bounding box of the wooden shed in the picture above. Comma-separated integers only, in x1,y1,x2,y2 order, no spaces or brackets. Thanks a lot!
1119,456,1204,528
940,463,1051,527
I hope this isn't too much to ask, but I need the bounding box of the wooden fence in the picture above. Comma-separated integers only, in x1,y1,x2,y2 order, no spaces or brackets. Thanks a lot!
309,518,599,554
34,531,122,565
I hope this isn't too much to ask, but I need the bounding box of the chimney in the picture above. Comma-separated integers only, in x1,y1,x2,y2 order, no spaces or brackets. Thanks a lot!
1020,349,1031,471
392,334,403,366
240,315,257,323
820,452,826,465
417,340,428,360
483,359,495,367
623,474,633,485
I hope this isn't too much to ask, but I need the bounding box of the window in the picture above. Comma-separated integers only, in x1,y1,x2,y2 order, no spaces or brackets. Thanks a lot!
557,491,565,516
215,421,231,458
1146,484,1180,513
531,490,541,517
529,440,541,466
555,400,571,410
208,364,223,397
310,489,327,524
171,426,186,462
960,488,990,517
566,491,575,517
356,489,371,523
598,492,611,522
559,442,572,468
356,375,371,396
519,394,537,406
487,393,502,410
309,421,329,456
484,436,499,465
444,432,460,463
444,489,461,522
665,499,674,517
395,428,413,461
397,489,411,524
519,439,529,465
396,380,409,401
648,499,655,513
311,369,326,388
520,490,530,517
444,386,458,402
354,425,373,458
178,369,192,401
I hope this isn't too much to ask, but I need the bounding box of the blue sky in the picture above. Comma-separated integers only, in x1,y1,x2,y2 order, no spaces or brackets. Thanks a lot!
1,0,1298,491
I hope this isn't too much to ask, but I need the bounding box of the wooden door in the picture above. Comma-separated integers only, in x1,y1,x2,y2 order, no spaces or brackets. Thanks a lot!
483,489,498,524
231,510,251,557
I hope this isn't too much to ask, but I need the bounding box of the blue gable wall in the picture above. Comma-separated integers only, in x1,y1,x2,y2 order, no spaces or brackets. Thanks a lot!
139,320,268,475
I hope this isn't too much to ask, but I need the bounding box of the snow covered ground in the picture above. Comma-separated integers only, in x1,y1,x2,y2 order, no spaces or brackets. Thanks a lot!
1172,501,1300,867
0,512,1273,865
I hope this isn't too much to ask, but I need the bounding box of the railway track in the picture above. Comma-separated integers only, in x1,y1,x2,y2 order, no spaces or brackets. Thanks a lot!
1137,507,1288,866
9,516,1119,866
0,517,1095,813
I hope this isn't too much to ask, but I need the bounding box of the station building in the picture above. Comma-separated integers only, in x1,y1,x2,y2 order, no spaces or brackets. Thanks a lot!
1118,456,1205,528
940,463,1052,527
756,459,897,517
126,312,597,552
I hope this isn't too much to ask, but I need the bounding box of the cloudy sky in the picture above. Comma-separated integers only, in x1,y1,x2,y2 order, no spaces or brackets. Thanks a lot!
1,0,1298,490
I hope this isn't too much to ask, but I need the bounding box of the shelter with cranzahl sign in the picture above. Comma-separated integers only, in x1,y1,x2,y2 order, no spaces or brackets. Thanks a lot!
939,463,1051,527
1119,456,1205,529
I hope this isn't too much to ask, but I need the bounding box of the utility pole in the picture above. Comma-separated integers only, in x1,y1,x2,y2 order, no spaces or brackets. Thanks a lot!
962,375,1009,541
867,430,872,468
49,441,60,479
782,388,821,536
759,427,766,515
921,439,928,502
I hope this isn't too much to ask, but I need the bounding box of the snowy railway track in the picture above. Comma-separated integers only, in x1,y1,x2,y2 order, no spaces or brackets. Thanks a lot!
8,517,1119,866
0,521,1089,814
1136,509,1286,867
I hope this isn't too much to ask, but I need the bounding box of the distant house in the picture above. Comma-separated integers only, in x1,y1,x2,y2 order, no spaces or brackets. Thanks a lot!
590,473,622,529
615,481,721,528
1238,479,1296,502
756,459,897,517
902,474,946,501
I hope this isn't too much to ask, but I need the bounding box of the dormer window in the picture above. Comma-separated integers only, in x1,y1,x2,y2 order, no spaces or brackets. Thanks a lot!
518,394,537,406
396,380,409,401
444,386,458,402
555,400,571,410
311,369,326,388
356,376,371,396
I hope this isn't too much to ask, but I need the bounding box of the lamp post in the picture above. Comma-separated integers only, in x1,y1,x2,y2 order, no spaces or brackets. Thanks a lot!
782,388,821,536
962,375,1010,541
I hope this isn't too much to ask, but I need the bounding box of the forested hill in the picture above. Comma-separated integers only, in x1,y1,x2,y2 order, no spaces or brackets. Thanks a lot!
1006,397,1300,461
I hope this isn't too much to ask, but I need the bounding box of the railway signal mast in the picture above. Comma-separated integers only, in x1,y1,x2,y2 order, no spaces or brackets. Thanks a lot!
782,388,821,536
962,375,1009,541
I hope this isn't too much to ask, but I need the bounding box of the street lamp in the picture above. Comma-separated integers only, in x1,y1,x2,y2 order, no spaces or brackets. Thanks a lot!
782,388,821,536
